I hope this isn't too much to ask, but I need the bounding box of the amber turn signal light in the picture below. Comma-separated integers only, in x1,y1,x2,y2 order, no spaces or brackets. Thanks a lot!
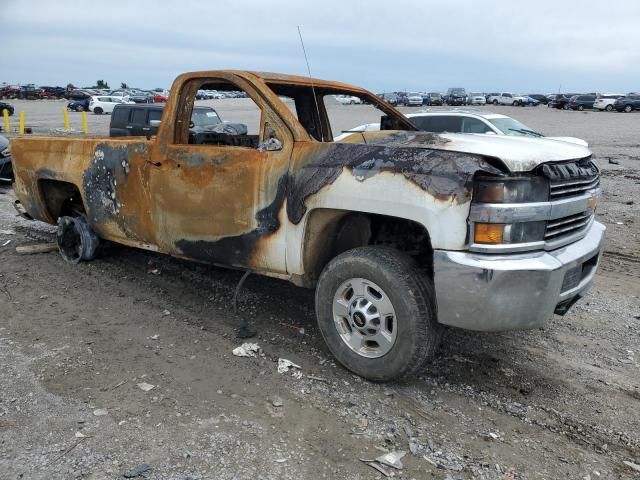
474,223,505,244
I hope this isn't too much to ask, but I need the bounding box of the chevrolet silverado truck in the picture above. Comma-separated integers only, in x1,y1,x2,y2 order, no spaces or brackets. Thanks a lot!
10,71,605,381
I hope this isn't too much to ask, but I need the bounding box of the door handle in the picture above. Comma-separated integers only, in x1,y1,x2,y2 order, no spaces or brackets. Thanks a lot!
142,127,150,131
125,126,133,129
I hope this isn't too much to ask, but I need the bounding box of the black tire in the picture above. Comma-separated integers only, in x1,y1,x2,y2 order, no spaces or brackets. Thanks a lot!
578,105,584,111
605,105,613,112
93,107,103,115
57,216,99,264
315,246,441,382
624,105,633,113
493,99,498,105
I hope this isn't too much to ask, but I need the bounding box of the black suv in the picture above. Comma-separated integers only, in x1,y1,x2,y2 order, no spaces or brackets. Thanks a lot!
110,104,250,145
568,94,596,110
549,94,580,109
445,88,467,106
614,93,640,112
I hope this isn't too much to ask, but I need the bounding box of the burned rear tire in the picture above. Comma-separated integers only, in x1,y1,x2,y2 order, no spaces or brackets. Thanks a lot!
315,246,441,382
57,216,99,264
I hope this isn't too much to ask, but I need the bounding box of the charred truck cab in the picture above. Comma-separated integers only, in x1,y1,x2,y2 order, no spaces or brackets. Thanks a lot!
10,71,605,381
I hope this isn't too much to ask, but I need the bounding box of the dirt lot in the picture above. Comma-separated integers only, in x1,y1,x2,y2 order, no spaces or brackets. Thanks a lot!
0,101,639,480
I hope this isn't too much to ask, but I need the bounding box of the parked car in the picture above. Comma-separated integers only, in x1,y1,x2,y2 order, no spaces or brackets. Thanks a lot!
334,95,362,105
424,92,443,106
0,101,14,116
490,92,529,106
0,86,20,99
614,93,640,112
40,86,66,99
376,93,399,106
445,88,466,106
549,94,580,109
523,96,540,106
66,91,92,112
528,94,549,105
17,86,43,100
11,70,604,382
0,134,12,182
467,92,486,105
109,104,246,143
568,94,596,111
128,90,153,103
593,93,624,112
404,92,424,106
335,110,588,147
486,93,501,104
153,93,167,103
89,96,134,115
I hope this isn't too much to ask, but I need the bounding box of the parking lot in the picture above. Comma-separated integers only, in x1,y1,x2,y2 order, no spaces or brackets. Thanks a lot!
1,100,639,479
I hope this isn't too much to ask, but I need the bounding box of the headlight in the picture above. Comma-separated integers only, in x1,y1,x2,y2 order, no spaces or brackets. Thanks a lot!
473,221,546,244
471,175,549,246
473,175,549,203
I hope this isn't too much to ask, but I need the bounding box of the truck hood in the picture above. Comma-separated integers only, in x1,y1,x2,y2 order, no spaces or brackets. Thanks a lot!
345,131,592,172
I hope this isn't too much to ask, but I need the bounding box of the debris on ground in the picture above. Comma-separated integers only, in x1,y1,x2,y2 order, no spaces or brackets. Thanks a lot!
15,243,58,255
0,229,15,235
137,382,155,392
623,460,640,473
123,463,152,478
277,358,301,374
232,343,261,357
93,408,108,416
2,239,11,246
74,431,85,438
376,450,406,470
271,395,283,407
608,158,620,164
360,459,392,477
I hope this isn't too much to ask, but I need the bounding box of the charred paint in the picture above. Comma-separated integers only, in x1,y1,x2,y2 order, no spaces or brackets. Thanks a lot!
286,132,503,225
175,174,288,268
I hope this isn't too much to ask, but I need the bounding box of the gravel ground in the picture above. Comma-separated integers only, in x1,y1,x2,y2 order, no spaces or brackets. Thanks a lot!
0,100,639,480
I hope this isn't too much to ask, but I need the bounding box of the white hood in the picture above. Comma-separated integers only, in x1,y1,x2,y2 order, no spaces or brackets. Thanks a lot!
436,133,592,172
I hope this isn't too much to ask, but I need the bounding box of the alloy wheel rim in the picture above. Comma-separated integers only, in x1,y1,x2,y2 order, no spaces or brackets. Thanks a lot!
332,278,397,358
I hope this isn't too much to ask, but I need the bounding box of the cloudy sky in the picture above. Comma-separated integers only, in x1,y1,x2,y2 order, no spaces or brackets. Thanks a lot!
2,0,639,93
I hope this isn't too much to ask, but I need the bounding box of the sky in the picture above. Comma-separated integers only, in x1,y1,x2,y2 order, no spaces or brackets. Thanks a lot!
1,0,639,94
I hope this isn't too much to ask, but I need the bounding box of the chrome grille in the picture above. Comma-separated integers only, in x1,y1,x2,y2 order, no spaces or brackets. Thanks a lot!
549,176,600,199
545,211,593,240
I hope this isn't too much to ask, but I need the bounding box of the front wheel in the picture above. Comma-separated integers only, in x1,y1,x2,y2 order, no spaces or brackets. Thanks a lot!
315,246,441,382
605,105,613,112
624,105,633,113
578,105,584,111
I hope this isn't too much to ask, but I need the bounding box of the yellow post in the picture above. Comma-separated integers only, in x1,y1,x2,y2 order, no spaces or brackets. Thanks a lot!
63,108,70,130
2,108,9,133
81,111,88,134
19,112,25,135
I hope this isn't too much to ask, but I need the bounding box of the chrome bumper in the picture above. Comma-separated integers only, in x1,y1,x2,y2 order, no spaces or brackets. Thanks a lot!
433,221,605,331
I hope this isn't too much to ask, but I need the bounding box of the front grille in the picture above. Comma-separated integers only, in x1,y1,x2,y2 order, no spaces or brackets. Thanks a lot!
549,176,600,199
545,211,593,240
541,157,600,200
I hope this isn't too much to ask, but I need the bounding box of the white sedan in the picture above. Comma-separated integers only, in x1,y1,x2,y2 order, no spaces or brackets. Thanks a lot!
89,96,134,114
334,111,587,147
334,95,362,105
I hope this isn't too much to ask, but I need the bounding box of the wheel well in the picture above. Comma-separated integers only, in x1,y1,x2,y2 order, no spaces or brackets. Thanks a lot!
38,180,85,220
301,209,433,286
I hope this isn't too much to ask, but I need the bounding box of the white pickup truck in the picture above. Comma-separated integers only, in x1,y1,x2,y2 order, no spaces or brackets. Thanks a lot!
11,70,605,381
488,92,528,106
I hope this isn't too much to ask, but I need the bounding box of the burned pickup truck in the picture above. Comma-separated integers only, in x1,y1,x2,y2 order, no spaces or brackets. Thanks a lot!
10,71,605,381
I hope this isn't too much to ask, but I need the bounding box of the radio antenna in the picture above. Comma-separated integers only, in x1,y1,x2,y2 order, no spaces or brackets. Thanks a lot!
297,25,324,141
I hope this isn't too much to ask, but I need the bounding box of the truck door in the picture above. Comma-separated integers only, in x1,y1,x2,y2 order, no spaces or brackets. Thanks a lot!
146,75,293,273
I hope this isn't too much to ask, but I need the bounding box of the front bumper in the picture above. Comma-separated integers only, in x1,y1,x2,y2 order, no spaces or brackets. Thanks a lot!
433,221,605,331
